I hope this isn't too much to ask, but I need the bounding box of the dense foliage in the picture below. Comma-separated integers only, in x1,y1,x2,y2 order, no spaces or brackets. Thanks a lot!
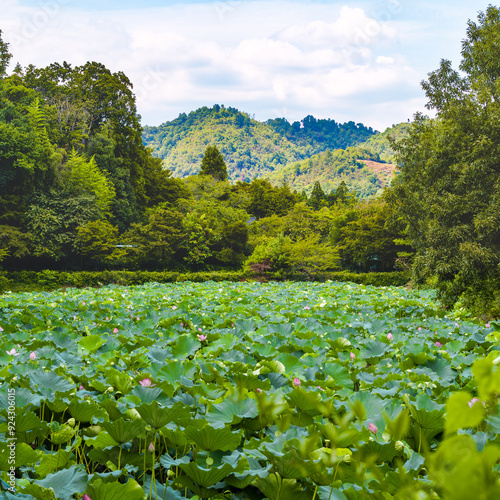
142,106,379,183
388,5,500,316
267,147,387,199
0,281,499,499
0,31,408,275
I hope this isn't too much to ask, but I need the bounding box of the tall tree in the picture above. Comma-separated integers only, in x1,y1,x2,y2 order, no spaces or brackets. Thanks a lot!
199,145,228,181
388,6,500,311
0,29,12,76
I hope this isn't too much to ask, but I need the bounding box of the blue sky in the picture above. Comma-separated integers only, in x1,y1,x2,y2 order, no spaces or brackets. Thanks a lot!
0,0,487,131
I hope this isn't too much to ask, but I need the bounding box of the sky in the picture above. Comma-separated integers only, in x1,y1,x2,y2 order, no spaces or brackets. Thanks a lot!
0,0,488,131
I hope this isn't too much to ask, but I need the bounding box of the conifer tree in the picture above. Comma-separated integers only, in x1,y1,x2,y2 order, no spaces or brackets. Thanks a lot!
199,145,228,181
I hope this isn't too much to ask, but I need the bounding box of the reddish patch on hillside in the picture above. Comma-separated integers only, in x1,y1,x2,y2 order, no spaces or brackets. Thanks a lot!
361,160,398,187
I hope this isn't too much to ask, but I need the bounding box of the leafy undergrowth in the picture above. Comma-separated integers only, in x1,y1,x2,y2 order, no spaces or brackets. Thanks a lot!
0,281,499,499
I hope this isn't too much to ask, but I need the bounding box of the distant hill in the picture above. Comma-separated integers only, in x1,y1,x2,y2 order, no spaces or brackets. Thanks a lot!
142,105,407,197
142,105,377,182
361,122,409,163
267,147,397,199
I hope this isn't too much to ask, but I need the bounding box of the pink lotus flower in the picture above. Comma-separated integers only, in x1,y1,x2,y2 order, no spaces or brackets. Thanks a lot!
293,377,301,387
198,328,202,332
232,323,234,327
83,495,93,500
256,388,262,393
387,333,393,341
317,386,326,392
113,328,119,334
197,334,207,342
79,385,85,391
486,323,491,328
434,341,443,348
350,352,355,360
304,306,310,310
418,327,422,331
172,305,177,310
29,352,36,360
368,422,378,434
148,442,155,453
139,378,155,387
73,316,77,320
180,323,184,327
468,397,481,408
0,326,3,332
6,348,18,356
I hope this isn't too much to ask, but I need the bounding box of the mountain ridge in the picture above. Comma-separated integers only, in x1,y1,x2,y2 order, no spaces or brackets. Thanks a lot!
142,105,405,197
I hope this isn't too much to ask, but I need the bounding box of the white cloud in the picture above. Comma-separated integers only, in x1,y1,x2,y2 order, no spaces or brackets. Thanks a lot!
0,0,435,129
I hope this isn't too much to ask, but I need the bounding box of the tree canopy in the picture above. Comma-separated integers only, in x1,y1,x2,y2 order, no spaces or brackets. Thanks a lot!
388,5,500,313
199,145,228,181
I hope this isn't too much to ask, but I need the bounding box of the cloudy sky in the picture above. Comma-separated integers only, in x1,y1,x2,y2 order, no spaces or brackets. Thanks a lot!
0,0,486,131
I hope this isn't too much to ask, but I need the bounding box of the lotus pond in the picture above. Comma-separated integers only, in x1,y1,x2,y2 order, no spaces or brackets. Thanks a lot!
1,280,500,499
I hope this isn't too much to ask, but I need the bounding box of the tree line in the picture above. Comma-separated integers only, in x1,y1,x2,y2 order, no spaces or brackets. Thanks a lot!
1,5,499,317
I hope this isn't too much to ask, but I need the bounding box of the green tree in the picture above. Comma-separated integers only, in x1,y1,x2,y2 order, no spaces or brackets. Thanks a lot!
59,150,116,215
0,29,11,76
307,180,327,210
388,6,500,311
26,193,101,262
334,202,409,272
0,225,30,263
75,220,124,267
122,206,184,269
199,145,228,181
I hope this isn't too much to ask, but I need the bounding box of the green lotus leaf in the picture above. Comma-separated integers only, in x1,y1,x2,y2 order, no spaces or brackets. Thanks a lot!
184,423,244,451
0,442,40,471
206,394,259,425
85,431,119,449
178,460,235,487
348,391,388,422
123,386,166,406
428,435,500,500
69,398,107,423
445,391,486,435
170,334,199,359
357,441,399,463
78,335,106,354
45,396,71,414
425,357,457,384
31,466,88,500
30,372,74,396
17,483,56,500
254,473,313,500
0,385,42,411
6,409,45,434
360,340,390,359
160,424,190,450
159,453,191,468
35,450,72,479
156,360,196,386
323,363,354,390
224,456,271,488
137,401,190,429
105,369,134,395
101,418,145,444
172,475,220,499
85,478,146,500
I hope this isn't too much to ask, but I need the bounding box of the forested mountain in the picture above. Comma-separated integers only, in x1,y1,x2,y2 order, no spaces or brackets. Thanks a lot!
0,29,409,275
361,122,409,162
142,105,378,182
267,147,396,199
